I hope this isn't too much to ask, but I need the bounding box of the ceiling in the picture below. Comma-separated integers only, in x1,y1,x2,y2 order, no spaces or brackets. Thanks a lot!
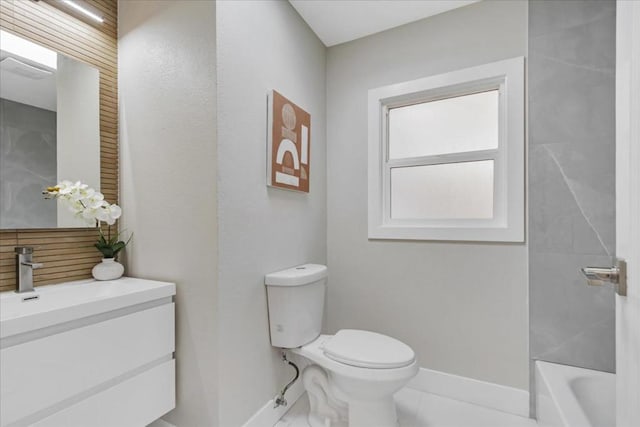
289,0,479,47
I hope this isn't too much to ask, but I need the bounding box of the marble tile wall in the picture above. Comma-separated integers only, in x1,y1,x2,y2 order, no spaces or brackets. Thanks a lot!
529,0,616,375
0,98,57,228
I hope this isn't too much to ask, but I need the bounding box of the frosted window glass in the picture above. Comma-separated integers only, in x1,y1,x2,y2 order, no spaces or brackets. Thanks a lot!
391,161,494,220
388,90,499,159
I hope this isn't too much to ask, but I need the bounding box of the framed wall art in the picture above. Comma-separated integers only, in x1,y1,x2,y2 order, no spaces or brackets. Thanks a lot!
267,90,310,193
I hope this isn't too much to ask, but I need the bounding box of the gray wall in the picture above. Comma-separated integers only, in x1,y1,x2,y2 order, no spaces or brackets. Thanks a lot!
118,2,218,426
0,98,56,229
216,1,326,425
528,0,616,373
326,0,529,390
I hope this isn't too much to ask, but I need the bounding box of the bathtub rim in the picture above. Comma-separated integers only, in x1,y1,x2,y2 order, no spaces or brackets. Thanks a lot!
534,360,615,427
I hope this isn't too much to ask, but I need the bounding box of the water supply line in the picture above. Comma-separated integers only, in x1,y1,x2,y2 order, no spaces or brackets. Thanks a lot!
274,351,300,408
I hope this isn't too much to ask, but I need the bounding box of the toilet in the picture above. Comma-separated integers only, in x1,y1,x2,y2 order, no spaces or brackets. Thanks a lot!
265,264,418,427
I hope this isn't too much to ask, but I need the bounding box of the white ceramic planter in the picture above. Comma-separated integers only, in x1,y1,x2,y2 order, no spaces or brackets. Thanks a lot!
92,258,124,281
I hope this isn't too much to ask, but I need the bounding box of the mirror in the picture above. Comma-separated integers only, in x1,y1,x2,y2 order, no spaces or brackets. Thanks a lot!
0,30,100,229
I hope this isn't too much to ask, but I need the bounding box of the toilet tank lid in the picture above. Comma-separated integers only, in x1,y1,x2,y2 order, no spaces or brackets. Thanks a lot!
265,264,328,287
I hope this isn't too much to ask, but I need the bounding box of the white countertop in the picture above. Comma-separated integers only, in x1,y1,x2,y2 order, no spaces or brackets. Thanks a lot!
0,277,175,339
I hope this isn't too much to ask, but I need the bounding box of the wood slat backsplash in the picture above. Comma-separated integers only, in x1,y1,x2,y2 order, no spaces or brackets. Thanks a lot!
0,0,118,293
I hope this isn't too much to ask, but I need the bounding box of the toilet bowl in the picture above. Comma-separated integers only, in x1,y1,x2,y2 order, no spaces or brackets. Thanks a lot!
292,331,418,427
264,264,419,427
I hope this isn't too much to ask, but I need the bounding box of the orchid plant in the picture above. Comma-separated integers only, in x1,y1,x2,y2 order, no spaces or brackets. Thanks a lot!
44,180,130,259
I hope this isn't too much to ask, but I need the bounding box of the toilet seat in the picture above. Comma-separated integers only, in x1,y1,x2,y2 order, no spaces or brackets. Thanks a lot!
322,329,415,369
292,334,418,382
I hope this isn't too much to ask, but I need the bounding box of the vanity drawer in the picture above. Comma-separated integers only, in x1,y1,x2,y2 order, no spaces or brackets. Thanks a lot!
0,302,174,426
33,359,175,427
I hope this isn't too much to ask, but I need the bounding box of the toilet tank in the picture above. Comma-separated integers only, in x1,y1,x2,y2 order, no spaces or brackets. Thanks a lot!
265,264,328,349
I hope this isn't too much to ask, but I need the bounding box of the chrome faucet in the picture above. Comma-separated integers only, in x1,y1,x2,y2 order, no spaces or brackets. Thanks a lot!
15,247,44,293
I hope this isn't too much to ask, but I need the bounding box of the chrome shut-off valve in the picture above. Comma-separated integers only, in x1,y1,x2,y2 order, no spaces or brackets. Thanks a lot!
273,352,299,409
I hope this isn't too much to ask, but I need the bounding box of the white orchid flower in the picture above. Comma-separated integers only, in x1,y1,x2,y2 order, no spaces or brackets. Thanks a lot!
109,204,122,219
85,193,105,209
96,203,122,225
44,180,122,227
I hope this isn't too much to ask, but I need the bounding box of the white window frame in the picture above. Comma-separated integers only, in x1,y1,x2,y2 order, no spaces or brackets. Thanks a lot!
368,57,525,242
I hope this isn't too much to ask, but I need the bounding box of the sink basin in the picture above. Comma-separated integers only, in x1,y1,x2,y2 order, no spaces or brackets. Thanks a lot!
0,277,175,339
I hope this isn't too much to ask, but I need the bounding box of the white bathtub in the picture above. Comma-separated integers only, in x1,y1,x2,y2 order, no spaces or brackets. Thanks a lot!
535,361,615,427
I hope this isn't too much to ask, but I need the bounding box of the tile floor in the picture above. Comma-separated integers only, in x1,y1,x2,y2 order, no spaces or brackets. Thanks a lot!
275,387,538,427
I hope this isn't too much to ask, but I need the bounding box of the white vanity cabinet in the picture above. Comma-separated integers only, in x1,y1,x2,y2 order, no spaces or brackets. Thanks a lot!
0,278,176,427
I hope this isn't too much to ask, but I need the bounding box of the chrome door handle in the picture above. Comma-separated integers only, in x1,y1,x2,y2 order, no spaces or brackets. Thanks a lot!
581,259,627,296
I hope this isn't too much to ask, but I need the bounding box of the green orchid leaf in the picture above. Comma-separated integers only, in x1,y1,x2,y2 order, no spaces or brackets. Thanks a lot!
94,227,132,259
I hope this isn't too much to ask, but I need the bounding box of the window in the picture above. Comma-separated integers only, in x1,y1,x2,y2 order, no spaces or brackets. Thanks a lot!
368,57,525,242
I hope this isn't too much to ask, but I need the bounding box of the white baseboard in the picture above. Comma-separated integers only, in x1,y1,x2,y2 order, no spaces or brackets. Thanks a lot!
244,363,529,426
407,367,530,418
147,418,176,427
242,353,308,427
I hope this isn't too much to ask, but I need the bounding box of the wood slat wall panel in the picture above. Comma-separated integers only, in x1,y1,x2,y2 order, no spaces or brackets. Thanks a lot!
6,10,117,73
0,0,118,293
0,233,18,286
13,1,117,53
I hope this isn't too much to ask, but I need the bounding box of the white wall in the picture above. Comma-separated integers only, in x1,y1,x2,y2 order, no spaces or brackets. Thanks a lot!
118,2,218,426
326,0,529,390
616,1,640,423
216,1,326,425
56,55,100,226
